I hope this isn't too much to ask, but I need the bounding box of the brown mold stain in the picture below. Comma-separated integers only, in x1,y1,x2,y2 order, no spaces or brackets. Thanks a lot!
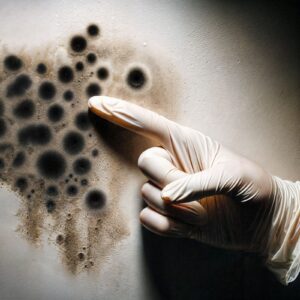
0,23,180,274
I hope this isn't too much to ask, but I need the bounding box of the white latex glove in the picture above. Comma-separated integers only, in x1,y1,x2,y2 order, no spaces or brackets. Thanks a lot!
88,95,300,285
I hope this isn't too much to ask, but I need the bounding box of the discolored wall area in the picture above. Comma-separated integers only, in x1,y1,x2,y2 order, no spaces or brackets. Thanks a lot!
0,1,299,300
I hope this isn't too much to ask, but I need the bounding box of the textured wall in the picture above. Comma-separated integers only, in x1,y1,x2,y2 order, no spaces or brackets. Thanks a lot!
0,1,299,300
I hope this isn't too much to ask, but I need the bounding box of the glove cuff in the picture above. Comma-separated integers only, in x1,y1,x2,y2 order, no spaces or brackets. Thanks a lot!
264,175,300,285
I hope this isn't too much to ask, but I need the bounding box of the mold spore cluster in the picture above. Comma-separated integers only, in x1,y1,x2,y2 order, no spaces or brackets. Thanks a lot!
0,23,176,274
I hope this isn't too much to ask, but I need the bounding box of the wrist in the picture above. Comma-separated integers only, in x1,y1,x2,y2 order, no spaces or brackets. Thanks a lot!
264,175,300,285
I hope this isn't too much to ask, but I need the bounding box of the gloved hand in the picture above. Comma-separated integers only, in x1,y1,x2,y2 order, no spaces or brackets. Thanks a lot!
88,95,300,285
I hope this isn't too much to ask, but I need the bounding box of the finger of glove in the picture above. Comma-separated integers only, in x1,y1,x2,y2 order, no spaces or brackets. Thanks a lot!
140,207,192,238
161,168,221,203
88,96,184,148
138,146,186,188
141,182,208,226
89,96,221,172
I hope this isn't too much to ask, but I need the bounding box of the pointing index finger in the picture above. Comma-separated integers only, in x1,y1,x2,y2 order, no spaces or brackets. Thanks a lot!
88,96,180,145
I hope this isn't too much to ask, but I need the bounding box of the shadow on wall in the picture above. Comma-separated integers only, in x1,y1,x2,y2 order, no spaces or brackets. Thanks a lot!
142,228,300,300
139,1,300,300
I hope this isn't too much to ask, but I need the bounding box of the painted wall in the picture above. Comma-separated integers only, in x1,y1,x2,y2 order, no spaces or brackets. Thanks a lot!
0,1,299,299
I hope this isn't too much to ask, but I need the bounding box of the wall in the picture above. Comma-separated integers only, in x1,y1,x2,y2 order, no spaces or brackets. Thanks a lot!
0,1,299,300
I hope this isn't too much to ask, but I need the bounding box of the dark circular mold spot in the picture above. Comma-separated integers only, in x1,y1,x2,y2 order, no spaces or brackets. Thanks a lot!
6,74,32,97
36,63,47,74
13,99,35,119
56,234,64,244
0,101,4,116
63,90,74,102
73,157,91,175
92,149,99,157
58,66,74,83
18,124,51,146
12,151,26,168
0,119,7,138
127,68,146,89
75,61,84,71
70,35,87,52
78,252,85,261
85,189,106,210
97,67,109,80
15,177,28,192
81,179,88,186
62,131,85,155
4,55,23,71
66,185,78,196
46,199,56,213
36,150,66,179
47,104,64,122
38,81,56,100
46,185,59,197
87,24,99,36
86,83,101,97
74,111,91,131
86,53,97,64
0,158,5,169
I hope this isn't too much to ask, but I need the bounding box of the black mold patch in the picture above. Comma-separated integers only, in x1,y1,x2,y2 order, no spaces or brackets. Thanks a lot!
0,158,5,169
86,53,97,64
18,124,52,146
56,234,64,244
0,118,7,138
46,199,56,213
92,149,99,157
58,66,74,83
15,177,28,192
46,185,59,197
127,68,146,89
81,179,88,186
63,90,74,101
73,157,91,175
74,111,91,131
87,24,99,36
4,55,23,71
36,63,47,74
86,83,101,97
97,67,109,80
13,99,35,119
75,62,84,71
70,35,87,52
62,131,85,155
66,184,78,196
36,150,67,179
6,74,32,97
38,81,56,100
85,189,106,210
78,252,85,261
12,151,26,168
47,104,64,122
0,101,4,116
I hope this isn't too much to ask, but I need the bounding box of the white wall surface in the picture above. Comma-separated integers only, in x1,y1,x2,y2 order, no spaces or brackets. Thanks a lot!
0,1,299,300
